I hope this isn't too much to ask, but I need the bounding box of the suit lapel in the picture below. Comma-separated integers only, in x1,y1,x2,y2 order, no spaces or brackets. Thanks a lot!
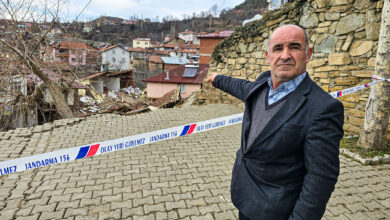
245,74,313,153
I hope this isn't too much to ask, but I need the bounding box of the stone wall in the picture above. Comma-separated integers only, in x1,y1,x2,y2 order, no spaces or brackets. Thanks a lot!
194,0,389,139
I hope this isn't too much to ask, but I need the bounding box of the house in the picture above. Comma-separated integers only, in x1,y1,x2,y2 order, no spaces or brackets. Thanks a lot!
100,45,131,71
127,47,150,61
41,41,99,68
133,38,151,49
143,64,209,99
80,70,134,94
268,0,288,10
148,55,163,71
197,31,234,64
178,30,197,42
161,57,190,71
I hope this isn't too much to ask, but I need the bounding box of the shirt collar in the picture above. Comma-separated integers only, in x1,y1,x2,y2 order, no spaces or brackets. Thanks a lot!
267,72,307,95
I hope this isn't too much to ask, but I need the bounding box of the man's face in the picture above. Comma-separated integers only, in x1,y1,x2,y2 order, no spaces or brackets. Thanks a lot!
266,25,312,89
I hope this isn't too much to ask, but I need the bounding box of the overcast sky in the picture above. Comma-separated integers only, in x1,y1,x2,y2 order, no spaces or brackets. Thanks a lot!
64,0,245,22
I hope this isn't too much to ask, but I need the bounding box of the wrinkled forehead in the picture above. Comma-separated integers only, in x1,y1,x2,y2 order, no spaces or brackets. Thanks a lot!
270,26,306,46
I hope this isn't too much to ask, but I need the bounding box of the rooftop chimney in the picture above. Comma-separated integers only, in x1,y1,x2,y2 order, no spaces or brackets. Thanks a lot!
164,70,170,80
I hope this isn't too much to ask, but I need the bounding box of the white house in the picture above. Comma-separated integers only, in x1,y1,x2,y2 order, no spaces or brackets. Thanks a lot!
178,31,197,42
100,45,131,71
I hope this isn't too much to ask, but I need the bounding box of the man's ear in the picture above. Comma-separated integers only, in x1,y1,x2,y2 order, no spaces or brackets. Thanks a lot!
306,48,313,63
266,51,270,64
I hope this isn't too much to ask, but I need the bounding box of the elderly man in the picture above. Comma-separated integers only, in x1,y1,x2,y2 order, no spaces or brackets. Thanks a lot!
206,24,344,219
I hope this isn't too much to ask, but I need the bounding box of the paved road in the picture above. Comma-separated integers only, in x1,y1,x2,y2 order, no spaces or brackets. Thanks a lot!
0,104,389,220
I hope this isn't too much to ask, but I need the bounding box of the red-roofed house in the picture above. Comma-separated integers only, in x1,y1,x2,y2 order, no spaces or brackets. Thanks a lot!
198,31,234,64
143,64,209,98
41,41,99,67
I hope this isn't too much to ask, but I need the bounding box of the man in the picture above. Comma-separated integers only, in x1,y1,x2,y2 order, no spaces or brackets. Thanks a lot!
206,24,344,219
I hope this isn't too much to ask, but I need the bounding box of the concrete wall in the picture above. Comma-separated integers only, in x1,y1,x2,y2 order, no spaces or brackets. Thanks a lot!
181,84,202,98
147,82,177,98
194,0,388,139
147,82,201,98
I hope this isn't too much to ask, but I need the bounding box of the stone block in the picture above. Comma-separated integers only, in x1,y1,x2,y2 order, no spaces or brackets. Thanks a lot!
266,16,286,27
227,59,235,65
343,124,361,134
348,109,365,118
318,21,332,27
335,13,364,35
328,53,351,65
365,23,380,40
315,65,338,72
332,0,350,6
300,14,319,28
349,41,374,56
354,0,374,10
315,0,329,8
237,58,247,64
351,70,372,78
340,93,359,102
325,12,340,21
348,116,364,127
308,58,327,68
314,34,336,53
316,27,329,33
368,58,376,67
335,76,358,85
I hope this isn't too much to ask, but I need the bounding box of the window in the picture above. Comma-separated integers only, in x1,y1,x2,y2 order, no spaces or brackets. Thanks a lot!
137,42,140,45
78,58,83,63
179,84,186,93
71,58,76,62
112,57,116,62
122,50,125,55
112,50,115,54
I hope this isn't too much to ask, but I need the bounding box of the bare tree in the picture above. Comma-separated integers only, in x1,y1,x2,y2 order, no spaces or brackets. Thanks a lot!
358,0,390,150
0,0,75,120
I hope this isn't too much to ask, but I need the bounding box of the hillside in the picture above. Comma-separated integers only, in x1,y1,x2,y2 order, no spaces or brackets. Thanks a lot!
75,0,269,46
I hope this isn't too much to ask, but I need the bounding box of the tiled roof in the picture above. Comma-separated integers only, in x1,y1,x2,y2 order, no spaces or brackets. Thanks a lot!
161,57,189,65
198,31,234,38
99,45,125,52
148,55,163,64
143,64,209,84
56,41,97,50
162,43,176,48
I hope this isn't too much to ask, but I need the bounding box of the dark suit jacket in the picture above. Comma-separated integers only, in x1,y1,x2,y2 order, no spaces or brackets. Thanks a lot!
213,71,344,220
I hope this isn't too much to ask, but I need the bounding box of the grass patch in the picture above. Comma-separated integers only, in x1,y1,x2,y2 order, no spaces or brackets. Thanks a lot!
340,136,390,158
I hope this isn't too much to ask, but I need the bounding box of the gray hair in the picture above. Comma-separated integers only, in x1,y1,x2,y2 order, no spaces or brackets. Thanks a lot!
267,24,310,54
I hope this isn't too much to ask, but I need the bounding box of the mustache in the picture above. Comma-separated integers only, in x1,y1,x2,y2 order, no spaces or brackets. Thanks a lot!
277,59,295,65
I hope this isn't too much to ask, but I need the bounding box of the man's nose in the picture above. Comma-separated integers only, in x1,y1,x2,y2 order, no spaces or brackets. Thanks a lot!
280,48,291,60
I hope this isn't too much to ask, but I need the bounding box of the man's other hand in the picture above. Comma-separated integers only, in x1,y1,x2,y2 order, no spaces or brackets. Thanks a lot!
205,73,218,86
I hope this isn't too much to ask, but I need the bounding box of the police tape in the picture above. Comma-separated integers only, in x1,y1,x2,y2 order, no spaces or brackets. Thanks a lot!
0,113,244,176
1,75,389,176
329,75,390,98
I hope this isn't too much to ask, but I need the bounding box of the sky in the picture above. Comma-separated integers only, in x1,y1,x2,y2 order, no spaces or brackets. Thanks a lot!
64,0,245,22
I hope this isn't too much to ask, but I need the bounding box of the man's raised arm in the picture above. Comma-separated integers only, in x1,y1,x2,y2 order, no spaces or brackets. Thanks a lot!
205,73,253,101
